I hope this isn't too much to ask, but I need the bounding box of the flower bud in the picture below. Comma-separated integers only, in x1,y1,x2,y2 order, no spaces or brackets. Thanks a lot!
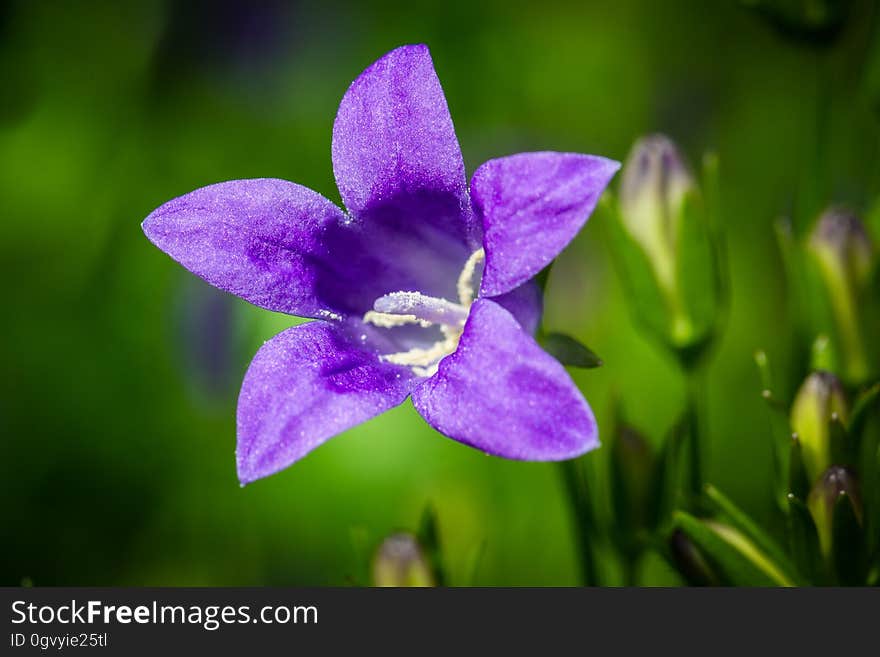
790,371,847,484
807,466,862,558
807,208,876,384
371,532,435,587
620,135,696,297
611,424,658,540
614,134,721,357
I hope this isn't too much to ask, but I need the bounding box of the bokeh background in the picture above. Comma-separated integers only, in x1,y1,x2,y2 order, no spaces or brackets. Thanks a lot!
2,0,878,585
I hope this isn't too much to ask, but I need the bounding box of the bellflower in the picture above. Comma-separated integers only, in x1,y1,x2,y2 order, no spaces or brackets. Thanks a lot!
143,44,619,484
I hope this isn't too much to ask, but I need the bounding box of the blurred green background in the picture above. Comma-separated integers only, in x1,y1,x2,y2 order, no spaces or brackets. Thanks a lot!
2,0,878,585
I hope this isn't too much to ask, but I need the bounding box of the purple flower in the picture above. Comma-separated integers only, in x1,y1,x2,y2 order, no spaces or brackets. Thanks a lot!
142,45,619,484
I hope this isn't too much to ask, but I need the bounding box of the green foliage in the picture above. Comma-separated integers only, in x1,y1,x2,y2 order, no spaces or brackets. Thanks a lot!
417,506,446,586
539,332,603,369
672,511,794,586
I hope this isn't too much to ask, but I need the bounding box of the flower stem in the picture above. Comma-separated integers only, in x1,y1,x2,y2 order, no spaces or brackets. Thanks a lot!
558,458,599,586
684,367,706,504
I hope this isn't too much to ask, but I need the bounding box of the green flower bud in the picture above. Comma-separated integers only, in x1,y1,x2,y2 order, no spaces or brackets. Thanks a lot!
371,532,435,587
613,134,722,361
807,466,862,558
790,371,848,484
807,208,876,384
620,134,696,300
611,424,658,543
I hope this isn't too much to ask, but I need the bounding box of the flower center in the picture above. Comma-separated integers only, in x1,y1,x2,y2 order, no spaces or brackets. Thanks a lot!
363,248,485,376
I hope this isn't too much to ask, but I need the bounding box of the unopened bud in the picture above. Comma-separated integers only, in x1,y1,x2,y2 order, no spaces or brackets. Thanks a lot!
807,465,862,557
808,208,876,384
615,134,721,355
371,533,435,587
620,134,696,296
790,371,848,484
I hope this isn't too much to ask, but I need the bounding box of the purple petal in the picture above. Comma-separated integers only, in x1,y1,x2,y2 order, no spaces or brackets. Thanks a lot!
489,280,543,335
142,178,351,319
143,178,468,319
471,152,620,296
411,299,598,460
236,321,418,484
332,44,479,254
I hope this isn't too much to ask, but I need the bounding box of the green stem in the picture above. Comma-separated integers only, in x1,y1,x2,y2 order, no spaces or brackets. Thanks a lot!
684,367,706,504
558,459,599,586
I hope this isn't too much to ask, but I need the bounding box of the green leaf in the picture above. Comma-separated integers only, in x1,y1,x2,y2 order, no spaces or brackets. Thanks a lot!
461,539,487,587
674,511,795,586
417,505,445,586
862,425,880,562
558,458,599,586
705,485,805,585
774,216,799,283
701,152,723,247
786,494,823,584
676,188,721,350
789,437,811,502
609,423,657,556
539,332,603,368
754,349,797,509
668,528,723,586
832,492,866,585
754,349,773,392
652,411,690,528
828,412,854,467
850,382,880,437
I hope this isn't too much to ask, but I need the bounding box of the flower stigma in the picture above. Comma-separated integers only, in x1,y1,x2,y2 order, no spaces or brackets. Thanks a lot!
364,248,485,376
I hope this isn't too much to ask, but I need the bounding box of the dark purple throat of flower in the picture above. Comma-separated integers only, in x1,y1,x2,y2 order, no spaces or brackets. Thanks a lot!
141,43,619,484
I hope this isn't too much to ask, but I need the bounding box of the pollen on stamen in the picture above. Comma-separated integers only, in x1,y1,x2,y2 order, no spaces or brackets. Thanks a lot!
362,248,484,376
457,247,485,307
363,310,431,328
373,291,469,326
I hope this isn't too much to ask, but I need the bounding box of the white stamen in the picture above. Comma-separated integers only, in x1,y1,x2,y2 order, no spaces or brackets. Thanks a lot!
380,333,460,377
363,311,431,328
457,248,485,306
373,291,469,326
364,248,484,377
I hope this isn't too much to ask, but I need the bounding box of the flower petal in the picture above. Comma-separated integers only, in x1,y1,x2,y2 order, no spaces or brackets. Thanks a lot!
143,178,351,319
411,298,598,460
236,321,418,484
332,44,478,252
144,177,462,319
472,152,620,296
489,280,543,335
